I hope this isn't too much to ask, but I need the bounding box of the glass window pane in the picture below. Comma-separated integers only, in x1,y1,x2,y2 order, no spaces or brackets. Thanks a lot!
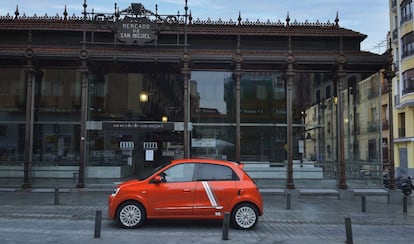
191,125,235,161
36,69,80,121
0,124,24,165
163,163,194,182
89,72,183,122
190,71,234,123
33,124,80,165
0,68,26,117
196,163,236,181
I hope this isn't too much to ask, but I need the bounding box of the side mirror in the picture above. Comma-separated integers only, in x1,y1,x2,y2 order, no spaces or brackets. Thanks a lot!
152,175,163,184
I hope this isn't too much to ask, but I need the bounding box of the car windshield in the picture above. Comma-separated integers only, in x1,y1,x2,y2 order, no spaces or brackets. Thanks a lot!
137,161,171,180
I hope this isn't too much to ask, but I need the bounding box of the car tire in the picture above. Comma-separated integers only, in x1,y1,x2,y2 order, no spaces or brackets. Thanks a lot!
231,203,258,230
117,201,146,229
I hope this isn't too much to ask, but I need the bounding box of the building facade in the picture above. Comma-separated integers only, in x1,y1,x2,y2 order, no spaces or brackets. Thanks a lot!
0,2,387,188
389,0,414,177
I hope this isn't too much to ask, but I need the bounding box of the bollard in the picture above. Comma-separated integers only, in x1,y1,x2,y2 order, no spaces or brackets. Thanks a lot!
286,193,291,210
72,173,78,184
344,217,353,244
222,212,230,240
94,210,102,238
54,187,59,205
403,196,408,213
361,195,366,212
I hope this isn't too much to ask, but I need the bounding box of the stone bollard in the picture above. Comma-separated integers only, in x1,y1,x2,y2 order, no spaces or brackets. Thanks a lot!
361,195,366,212
344,217,353,244
54,187,59,205
94,210,102,238
222,212,230,240
286,193,291,210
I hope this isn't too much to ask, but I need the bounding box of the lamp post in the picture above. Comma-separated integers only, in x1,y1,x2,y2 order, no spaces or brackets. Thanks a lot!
77,0,89,188
319,98,326,163
182,0,190,158
336,54,347,190
383,42,396,189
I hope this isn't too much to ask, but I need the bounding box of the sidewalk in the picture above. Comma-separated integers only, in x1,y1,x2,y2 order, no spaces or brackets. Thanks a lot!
1,186,414,243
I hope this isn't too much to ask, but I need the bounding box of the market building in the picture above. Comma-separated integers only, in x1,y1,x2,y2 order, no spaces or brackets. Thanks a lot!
0,2,389,189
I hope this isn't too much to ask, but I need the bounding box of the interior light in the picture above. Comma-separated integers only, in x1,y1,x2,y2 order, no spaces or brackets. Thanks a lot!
139,92,149,102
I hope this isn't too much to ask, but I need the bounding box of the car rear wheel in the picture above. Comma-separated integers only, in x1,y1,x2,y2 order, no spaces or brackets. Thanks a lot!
231,203,258,230
117,201,146,228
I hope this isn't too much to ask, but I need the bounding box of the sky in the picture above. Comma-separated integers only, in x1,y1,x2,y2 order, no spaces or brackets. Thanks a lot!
1,0,390,54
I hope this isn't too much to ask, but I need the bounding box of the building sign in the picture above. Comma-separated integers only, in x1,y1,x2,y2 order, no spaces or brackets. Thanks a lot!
116,16,157,45
103,122,174,131
192,138,217,148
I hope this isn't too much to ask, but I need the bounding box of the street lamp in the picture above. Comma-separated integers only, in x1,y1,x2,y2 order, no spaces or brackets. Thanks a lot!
300,110,307,165
139,91,149,103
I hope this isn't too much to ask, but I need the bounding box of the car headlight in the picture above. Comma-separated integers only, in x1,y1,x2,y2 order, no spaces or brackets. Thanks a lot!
111,187,120,197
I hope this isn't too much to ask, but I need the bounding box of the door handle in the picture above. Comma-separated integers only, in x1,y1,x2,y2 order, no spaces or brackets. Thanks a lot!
183,188,191,192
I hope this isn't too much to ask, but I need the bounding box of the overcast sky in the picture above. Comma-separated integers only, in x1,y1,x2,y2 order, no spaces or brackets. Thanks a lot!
1,0,389,54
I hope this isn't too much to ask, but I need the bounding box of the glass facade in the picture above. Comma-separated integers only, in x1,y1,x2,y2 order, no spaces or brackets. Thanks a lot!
33,68,81,166
0,2,391,189
0,65,385,187
190,71,235,161
0,69,25,165
87,72,184,177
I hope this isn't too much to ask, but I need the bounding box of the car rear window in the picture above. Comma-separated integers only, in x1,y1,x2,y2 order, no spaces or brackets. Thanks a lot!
196,163,239,181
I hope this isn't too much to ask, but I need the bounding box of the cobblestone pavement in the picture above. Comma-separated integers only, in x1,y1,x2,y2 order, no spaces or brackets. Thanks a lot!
0,187,414,243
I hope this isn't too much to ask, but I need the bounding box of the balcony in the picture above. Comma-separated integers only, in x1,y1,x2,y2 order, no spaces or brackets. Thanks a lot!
382,83,389,94
392,0,397,10
382,120,389,130
402,49,414,58
368,89,379,99
367,121,378,132
395,95,400,106
393,63,399,72
402,86,414,95
400,14,413,26
392,28,398,40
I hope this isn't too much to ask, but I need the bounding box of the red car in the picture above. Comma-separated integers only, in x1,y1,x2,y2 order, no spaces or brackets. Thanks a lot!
108,158,263,230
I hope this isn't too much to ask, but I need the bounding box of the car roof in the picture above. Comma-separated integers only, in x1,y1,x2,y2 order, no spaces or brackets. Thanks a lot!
170,158,238,167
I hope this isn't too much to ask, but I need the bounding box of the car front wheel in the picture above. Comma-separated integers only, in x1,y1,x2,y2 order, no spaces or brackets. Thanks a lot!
117,201,146,228
231,203,258,230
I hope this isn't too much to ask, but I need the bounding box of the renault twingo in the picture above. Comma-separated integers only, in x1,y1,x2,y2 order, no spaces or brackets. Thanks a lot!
108,158,263,230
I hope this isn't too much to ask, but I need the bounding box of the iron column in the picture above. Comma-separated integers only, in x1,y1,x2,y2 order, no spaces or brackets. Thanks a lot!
286,52,295,189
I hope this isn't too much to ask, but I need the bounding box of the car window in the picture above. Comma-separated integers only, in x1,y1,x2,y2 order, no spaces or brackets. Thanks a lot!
196,163,239,181
162,163,195,183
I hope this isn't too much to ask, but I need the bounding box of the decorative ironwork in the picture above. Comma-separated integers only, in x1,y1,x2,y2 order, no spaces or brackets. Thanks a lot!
2,4,340,29
78,2,187,46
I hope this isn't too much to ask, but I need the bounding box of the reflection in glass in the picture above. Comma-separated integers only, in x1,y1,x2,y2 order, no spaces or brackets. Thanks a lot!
190,71,234,123
89,73,183,122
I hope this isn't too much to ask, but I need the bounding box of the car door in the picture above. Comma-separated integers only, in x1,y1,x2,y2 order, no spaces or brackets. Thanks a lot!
146,163,196,217
193,163,238,218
